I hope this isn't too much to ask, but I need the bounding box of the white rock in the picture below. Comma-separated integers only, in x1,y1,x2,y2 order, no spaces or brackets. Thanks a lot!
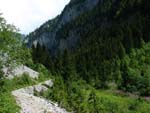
12,80,70,113
2,65,39,79
34,85,48,93
43,80,53,87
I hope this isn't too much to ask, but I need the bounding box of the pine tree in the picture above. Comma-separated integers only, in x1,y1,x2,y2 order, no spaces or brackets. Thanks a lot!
120,60,129,90
118,42,126,58
88,90,98,113
62,49,75,81
0,66,4,91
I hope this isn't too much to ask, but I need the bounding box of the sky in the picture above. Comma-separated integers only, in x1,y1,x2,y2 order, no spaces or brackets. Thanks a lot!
0,0,70,34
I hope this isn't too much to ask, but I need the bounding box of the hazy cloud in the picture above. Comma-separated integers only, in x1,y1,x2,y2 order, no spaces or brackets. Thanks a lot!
0,0,70,34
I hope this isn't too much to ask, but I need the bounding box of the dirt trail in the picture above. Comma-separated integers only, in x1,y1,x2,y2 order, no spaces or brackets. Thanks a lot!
12,81,70,113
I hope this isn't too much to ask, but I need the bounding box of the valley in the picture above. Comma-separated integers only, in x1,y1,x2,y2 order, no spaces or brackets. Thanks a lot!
0,0,150,113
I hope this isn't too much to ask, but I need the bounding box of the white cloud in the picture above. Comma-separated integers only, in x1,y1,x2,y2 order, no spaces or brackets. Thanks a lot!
0,0,70,34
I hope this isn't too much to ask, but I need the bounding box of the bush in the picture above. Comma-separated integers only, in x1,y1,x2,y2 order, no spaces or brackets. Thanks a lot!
0,93,20,113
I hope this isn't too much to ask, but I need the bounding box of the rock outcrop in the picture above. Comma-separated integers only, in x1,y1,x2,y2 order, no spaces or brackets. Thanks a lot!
12,80,69,113
2,65,39,79
26,0,100,55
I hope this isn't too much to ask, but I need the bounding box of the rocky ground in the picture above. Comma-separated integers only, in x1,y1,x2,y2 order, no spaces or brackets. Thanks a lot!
2,65,39,79
12,80,70,113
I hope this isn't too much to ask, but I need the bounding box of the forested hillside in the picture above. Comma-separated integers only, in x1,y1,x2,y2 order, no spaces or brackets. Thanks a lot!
28,0,150,112
0,0,150,113
30,0,150,91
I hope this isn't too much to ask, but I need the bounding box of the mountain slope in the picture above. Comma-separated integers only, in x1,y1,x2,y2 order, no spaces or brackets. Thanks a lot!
27,0,150,56
0,1,150,113
27,0,99,55
27,0,150,89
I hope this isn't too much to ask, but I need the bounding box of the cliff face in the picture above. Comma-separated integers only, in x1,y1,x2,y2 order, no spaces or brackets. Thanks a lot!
27,0,99,55
27,0,150,56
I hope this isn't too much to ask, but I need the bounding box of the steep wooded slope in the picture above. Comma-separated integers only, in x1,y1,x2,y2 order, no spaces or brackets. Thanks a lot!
28,0,150,94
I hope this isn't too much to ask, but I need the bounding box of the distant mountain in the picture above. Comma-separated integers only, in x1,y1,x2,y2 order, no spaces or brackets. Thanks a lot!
26,0,99,55
27,0,150,57
21,34,26,39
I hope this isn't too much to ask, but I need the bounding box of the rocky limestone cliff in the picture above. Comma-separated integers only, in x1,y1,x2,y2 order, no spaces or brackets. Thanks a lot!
26,0,99,55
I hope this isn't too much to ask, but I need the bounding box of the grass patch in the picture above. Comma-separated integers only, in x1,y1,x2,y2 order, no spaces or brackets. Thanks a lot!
44,76,150,113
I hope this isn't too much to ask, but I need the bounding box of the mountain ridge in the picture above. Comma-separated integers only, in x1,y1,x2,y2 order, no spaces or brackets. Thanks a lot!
26,0,99,55
27,0,150,56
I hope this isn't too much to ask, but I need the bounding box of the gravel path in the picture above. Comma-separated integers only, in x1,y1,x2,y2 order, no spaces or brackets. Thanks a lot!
12,81,70,113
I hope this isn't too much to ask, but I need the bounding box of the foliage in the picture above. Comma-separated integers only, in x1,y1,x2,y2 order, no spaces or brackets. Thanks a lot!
120,43,150,95
1,0,150,113
45,76,150,113
0,93,20,113
0,14,37,113
29,0,150,112
0,74,36,113
0,14,33,69
31,0,150,88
